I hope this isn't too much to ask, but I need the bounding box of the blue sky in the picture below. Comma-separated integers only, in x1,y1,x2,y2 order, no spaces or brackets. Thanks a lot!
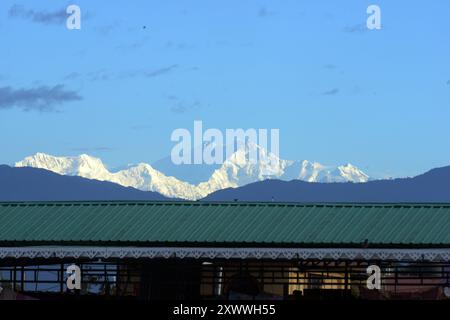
0,0,449,178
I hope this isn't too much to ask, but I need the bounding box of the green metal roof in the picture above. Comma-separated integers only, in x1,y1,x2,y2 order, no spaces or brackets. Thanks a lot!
0,201,449,248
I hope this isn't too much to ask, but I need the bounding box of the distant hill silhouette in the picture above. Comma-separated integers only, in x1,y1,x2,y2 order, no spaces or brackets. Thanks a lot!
203,166,450,203
2,164,450,203
0,165,169,201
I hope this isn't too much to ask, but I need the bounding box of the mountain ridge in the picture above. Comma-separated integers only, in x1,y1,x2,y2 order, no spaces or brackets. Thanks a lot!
203,166,450,203
15,146,370,200
2,164,449,203
0,165,169,201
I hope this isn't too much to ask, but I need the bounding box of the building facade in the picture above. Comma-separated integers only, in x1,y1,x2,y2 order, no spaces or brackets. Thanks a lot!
0,202,449,300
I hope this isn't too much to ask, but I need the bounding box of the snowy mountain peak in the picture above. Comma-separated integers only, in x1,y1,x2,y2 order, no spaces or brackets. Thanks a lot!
336,163,369,183
16,153,109,179
15,153,204,200
15,146,370,200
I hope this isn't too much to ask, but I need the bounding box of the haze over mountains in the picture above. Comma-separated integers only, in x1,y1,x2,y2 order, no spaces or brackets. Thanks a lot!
15,143,369,200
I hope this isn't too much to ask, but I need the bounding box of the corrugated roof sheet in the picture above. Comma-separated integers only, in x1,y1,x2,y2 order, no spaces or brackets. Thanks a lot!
0,201,449,247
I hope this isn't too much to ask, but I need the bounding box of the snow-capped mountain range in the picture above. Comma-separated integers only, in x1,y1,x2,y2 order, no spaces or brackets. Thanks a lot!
15,144,369,200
